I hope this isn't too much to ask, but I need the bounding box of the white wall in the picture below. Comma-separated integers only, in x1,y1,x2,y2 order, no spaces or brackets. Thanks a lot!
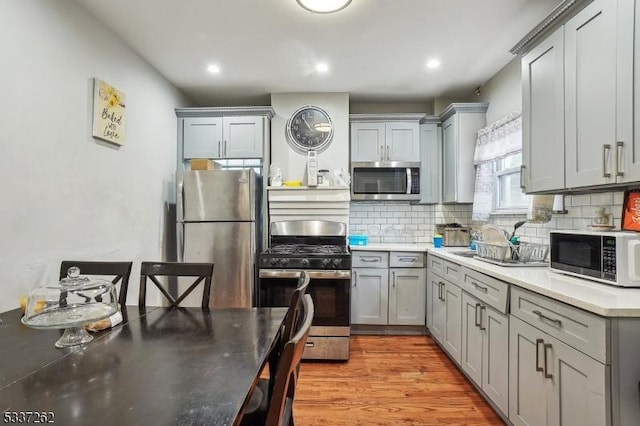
270,93,349,182
476,57,522,124
0,0,190,312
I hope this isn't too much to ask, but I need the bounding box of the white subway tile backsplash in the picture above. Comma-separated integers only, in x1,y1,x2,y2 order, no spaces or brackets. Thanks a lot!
349,191,624,246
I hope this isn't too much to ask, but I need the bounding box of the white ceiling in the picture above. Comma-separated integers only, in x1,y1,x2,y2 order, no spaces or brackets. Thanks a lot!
74,0,561,107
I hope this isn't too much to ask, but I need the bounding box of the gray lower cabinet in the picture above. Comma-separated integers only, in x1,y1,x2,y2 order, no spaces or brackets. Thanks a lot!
389,267,426,325
351,267,388,325
509,315,609,426
461,291,509,415
352,251,425,326
427,257,462,366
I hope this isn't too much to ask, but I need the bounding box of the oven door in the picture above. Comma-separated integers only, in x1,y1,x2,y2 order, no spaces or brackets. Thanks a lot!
259,270,351,329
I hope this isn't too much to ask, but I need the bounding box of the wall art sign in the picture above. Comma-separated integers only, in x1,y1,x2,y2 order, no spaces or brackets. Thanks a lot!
92,78,126,145
621,189,640,232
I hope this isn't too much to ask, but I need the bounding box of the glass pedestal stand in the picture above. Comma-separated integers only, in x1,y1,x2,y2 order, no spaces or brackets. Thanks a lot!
55,325,95,348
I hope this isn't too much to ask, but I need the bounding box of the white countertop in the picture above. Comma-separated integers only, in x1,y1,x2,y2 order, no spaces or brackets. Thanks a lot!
351,243,640,317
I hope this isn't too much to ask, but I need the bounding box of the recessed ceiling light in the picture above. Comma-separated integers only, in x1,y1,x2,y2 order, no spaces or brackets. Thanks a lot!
207,64,221,74
426,59,441,69
297,0,352,14
316,63,329,73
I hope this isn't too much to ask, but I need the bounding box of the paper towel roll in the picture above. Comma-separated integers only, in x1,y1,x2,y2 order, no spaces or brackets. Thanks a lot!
527,195,554,223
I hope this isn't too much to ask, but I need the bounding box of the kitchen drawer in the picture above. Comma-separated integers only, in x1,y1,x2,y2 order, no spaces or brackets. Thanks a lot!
390,251,425,268
427,254,461,283
302,336,349,361
352,251,389,268
461,267,509,314
511,286,609,363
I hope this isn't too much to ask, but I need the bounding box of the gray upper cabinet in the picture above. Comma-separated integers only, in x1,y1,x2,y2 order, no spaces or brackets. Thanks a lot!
440,104,488,203
521,27,565,193
517,0,637,191
418,118,440,204
564,0,633,188
176,107,274,164
350,114,422,162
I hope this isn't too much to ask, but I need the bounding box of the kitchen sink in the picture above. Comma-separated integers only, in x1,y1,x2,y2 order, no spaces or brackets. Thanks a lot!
449,250,478,258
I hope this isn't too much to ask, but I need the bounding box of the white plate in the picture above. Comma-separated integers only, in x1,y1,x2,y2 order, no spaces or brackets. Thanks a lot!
587,225,616,231
480,224,509,244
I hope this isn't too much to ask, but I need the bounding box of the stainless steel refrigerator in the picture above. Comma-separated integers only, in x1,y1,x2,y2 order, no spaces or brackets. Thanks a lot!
177,169,263,308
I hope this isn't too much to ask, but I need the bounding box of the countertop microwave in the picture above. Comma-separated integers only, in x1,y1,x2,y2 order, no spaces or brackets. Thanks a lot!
351,161,420,201
549,229,640,287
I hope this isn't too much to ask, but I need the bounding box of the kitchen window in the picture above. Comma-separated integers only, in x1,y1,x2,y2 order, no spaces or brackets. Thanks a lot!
494,152,528,211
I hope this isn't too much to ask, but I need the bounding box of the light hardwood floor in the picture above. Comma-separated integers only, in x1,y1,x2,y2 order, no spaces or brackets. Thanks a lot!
293,335,505,425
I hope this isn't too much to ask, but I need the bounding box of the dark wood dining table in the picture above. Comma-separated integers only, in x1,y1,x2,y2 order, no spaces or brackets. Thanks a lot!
0,305,287,426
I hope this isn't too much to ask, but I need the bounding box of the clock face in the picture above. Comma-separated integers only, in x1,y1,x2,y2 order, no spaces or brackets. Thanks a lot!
286,106,334,152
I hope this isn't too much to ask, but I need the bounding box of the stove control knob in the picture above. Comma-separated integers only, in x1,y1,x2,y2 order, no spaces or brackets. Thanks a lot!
322,258,331,267
279,258,289,266
301,259,310,267
332,259,342,268
270,258,279,266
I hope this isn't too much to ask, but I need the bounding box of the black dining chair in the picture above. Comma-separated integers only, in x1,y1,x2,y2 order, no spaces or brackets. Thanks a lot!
59,260,133,307
138,261,214,309
244,271,311,417
241,294,314,426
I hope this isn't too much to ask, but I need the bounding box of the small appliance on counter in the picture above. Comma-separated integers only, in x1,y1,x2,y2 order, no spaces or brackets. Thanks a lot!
435,223,471,247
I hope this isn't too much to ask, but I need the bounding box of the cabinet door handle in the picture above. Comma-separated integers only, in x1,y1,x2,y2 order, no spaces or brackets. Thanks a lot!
532,310,562,327
479,305,486,330
224,140,228,157
535,338,544,372
386,145,390,162
603,144,612,178
616,141,624,177
218,141,221,158
438,282,444,301
392,271,396,288
520,165,526,189
474,303,481,327
380,144,385,162
472,281,488,293
353,270,357,287
543,343,553,379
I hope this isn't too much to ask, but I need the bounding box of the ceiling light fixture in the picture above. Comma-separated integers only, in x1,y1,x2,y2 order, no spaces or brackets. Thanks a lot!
315,63,329,73
207,64,221,74
426,59,441,69
297,0,352,14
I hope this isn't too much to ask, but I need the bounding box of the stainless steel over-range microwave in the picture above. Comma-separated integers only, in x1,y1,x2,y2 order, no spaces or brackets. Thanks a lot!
351,161,420,201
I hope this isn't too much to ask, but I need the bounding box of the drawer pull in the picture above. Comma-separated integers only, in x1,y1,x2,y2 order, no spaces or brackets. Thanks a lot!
398,257,417,262
305,342,315,348
360,258,380,263
535,339,544,373
479,305,486,330
474,303,481,327
532,310,562,327
543,343,553,379
472,281,488,293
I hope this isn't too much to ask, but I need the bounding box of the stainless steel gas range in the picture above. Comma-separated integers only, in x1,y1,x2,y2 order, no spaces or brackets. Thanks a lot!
259,220,351,361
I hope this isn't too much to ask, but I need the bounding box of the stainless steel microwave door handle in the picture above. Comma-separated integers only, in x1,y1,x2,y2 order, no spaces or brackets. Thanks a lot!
603,144,612,178
406,168,412,194
536,338,544,372
543,343,553,379
532,310,562,327
616,141,624,177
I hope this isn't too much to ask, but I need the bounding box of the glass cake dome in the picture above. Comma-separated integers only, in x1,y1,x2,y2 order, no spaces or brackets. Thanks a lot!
22,266,118,348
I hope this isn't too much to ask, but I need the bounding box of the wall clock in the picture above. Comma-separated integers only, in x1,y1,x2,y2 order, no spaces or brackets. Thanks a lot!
286,105,334,152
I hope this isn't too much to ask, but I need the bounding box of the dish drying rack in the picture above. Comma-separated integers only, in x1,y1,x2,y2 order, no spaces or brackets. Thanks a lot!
475,241,549,264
